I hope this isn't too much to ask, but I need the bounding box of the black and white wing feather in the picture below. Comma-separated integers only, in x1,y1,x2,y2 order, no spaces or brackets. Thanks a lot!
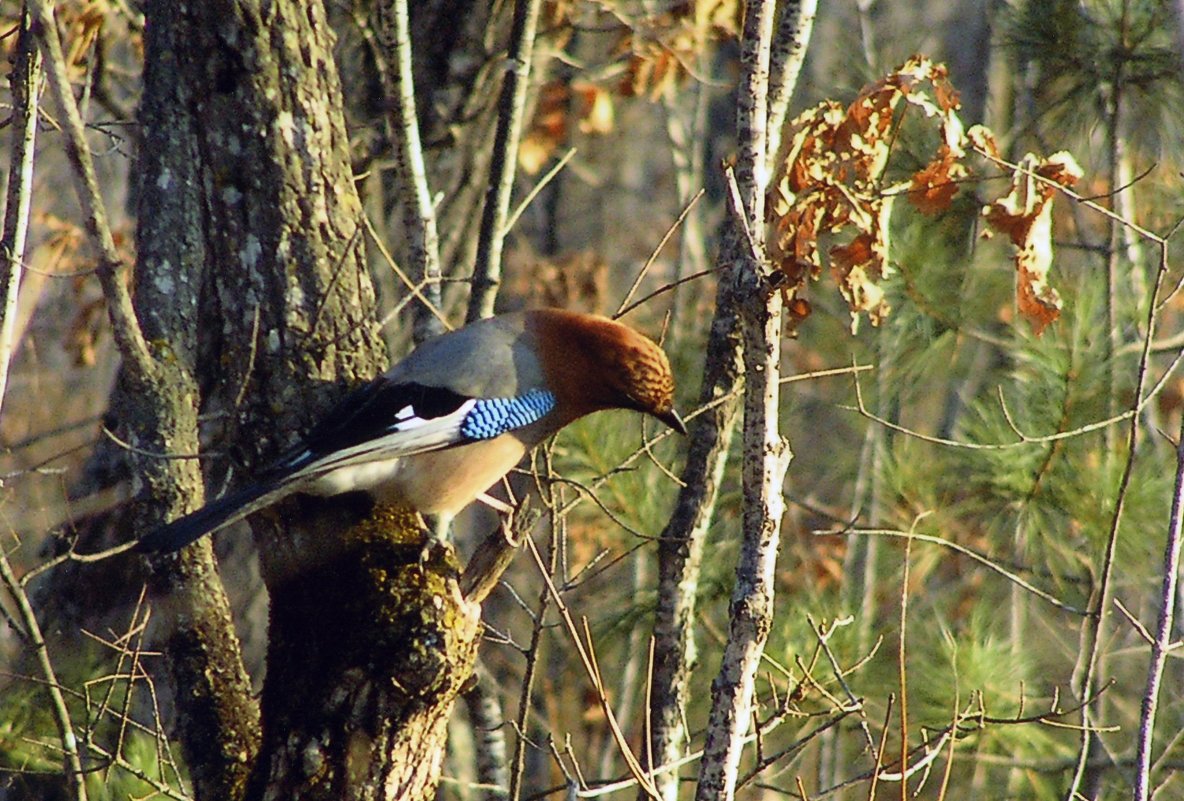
136,379,555,553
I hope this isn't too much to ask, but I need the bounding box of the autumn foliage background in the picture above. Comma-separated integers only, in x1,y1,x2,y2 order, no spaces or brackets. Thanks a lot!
4,1,1184,800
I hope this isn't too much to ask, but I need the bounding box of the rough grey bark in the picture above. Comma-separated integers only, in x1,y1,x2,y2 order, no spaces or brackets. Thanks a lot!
141,2,499,799
245,507,481,801
136,5,264,797
644,277,743,801
24,1,265,798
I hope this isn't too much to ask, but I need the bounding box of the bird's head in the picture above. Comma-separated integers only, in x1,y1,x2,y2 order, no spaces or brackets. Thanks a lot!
528,309,686,434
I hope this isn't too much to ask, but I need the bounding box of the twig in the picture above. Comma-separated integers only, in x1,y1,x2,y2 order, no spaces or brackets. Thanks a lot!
504,147,576,235
508,460,559,801
615,189,705,318
737,710,852,789
524,536,662,800
807,615,877,758
361,210,451,332
897,529,913,801
807,688,1116,801
936,688,959,801
818,525,1087,615
533,698,851,799
971,146,1164,246
615,268,716,320
467,0,543,323
1066,231,1177,797
537,365,873,539
0,547,88,801
847,347,1184,450
99,425,206,462
78,739,190,801
1113,597,1155,646
867,695,893,801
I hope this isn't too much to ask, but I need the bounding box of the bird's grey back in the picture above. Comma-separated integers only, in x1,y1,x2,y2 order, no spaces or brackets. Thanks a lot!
386,313,544,398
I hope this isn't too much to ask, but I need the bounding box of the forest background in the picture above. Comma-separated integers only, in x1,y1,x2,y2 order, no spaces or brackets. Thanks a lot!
1,1,1184,800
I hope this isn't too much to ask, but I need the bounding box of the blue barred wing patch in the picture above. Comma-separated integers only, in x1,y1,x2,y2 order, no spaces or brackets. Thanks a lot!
460,389,556,440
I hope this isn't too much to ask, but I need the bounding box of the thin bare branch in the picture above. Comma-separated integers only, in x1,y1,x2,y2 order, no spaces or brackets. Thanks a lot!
27,0,152,376
1133,407,1184,799
467,0,543,323
504,147,577,236
847,347,1184,450
524,535,662,800
367,0,445,342
0,12,42,419
0,546,88,801
362,210,452,332
615,189,705,318
821,526,1087,615
1066,212,1177,801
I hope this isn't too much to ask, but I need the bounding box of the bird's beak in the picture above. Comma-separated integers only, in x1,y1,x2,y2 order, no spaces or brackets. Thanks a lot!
657,408,688,436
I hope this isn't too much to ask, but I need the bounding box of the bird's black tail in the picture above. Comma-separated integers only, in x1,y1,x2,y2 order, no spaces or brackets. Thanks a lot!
135,480,286,554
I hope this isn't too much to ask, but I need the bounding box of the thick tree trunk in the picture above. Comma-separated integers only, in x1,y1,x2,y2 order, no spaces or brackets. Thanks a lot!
138,2,484,799
134,4,267,798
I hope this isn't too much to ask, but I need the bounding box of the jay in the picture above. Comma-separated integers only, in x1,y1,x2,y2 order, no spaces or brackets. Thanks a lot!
137,309,685,553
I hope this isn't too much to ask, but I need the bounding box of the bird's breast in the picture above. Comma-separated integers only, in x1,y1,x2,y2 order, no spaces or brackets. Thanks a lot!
305,435,531,517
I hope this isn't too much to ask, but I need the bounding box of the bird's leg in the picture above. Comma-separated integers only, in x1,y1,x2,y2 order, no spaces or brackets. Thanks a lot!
476,491,519,540
418,512,454,563
475,492,514,516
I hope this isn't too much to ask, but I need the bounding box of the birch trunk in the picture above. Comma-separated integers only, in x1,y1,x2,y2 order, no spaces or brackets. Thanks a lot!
695,1,793,799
